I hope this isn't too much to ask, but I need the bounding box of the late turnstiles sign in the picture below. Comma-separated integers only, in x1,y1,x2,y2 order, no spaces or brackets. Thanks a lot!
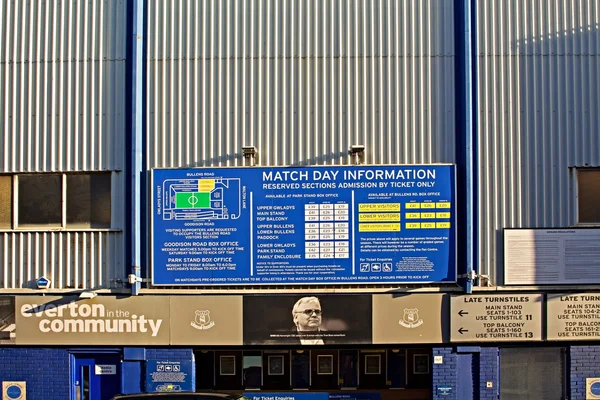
450,294,543,342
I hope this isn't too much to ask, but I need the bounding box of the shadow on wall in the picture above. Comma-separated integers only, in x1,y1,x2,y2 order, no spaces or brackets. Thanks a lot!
491,6,599,285
179,150,350,169
516,20,599,225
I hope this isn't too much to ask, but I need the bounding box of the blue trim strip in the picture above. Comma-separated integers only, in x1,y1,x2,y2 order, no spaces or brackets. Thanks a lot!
70,353,76,400
69,348,122,354
140,0,149,285
456,346,481,354
130,0,144,295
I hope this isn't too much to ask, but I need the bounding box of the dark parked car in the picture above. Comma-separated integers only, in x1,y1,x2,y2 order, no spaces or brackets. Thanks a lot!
111,392,249,400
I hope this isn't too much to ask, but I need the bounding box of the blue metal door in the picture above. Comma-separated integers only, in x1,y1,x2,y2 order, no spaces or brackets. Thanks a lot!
73,355,121,400
456,353,478,400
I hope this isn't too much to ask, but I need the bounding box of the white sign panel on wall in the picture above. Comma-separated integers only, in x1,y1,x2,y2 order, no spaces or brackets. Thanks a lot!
95,365,117,375
504,229,600,285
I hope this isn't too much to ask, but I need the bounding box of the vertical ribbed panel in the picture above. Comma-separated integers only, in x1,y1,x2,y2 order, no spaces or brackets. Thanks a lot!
0,2,128,290
477,1,600,283
0,232,124,289
0,0,127,172
147,0,456,168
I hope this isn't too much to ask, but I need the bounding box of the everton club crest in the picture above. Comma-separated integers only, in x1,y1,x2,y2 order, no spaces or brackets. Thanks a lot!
399,308,424,328
191,310,215,330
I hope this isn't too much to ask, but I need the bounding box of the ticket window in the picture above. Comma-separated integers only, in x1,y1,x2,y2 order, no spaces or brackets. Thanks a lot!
262,351,291,390
311,350,338,390
359,351,387,389
215,351,243,390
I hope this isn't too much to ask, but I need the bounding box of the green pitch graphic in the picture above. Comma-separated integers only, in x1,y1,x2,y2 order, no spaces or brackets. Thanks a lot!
175,192,210,209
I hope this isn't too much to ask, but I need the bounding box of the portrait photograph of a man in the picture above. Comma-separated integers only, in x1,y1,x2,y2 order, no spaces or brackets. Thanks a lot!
243,294,372,345
293,296,325,345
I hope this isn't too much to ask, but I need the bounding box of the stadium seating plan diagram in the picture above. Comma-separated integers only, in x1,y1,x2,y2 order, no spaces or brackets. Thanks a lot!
162,178,242,220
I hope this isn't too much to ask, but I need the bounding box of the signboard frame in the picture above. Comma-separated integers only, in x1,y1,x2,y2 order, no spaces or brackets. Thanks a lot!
450,294,544,343
546,293,600,341
151,165,457,286
504,228,600,285
15,296,171,345
145,360,194,393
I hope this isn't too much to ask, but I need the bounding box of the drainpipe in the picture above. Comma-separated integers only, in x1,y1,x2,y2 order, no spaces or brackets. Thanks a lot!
456,0,477,293
129,0,144,295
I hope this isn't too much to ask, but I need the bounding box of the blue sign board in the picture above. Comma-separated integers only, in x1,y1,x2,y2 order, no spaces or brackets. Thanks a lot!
244,394,379,400
329,393,381,400
152,165,456,285
436,385,454,396
36,276,50,289
591,381,600,395
5,385,23,400
244,393,328,400
146,360,193,392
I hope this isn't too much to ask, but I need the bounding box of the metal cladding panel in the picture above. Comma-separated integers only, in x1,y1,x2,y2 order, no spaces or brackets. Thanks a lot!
0,231,124,290
0,0,127,172
147,0,457,169
477,1,600,284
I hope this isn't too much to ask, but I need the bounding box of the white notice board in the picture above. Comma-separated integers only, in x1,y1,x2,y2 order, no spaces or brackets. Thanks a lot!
504,229,600,285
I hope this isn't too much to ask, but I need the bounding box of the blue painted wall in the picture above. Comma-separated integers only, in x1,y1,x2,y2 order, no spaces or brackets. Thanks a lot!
478,347,498,400
456,353,474,399
433,346,501,400
121,347,146,393
146,348,194,360
570,346,600,400
0,347,197,398
0,348,70,400
3,344,600,399
432,347,457,399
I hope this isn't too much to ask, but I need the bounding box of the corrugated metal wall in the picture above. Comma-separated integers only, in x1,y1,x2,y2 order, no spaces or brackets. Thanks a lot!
0,232,123,290
476,1,600,284
147,0,457,168
0,0,128,289
0,0,127,172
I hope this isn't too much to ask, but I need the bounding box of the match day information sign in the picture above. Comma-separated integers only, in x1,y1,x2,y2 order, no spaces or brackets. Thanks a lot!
152,165,456,285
